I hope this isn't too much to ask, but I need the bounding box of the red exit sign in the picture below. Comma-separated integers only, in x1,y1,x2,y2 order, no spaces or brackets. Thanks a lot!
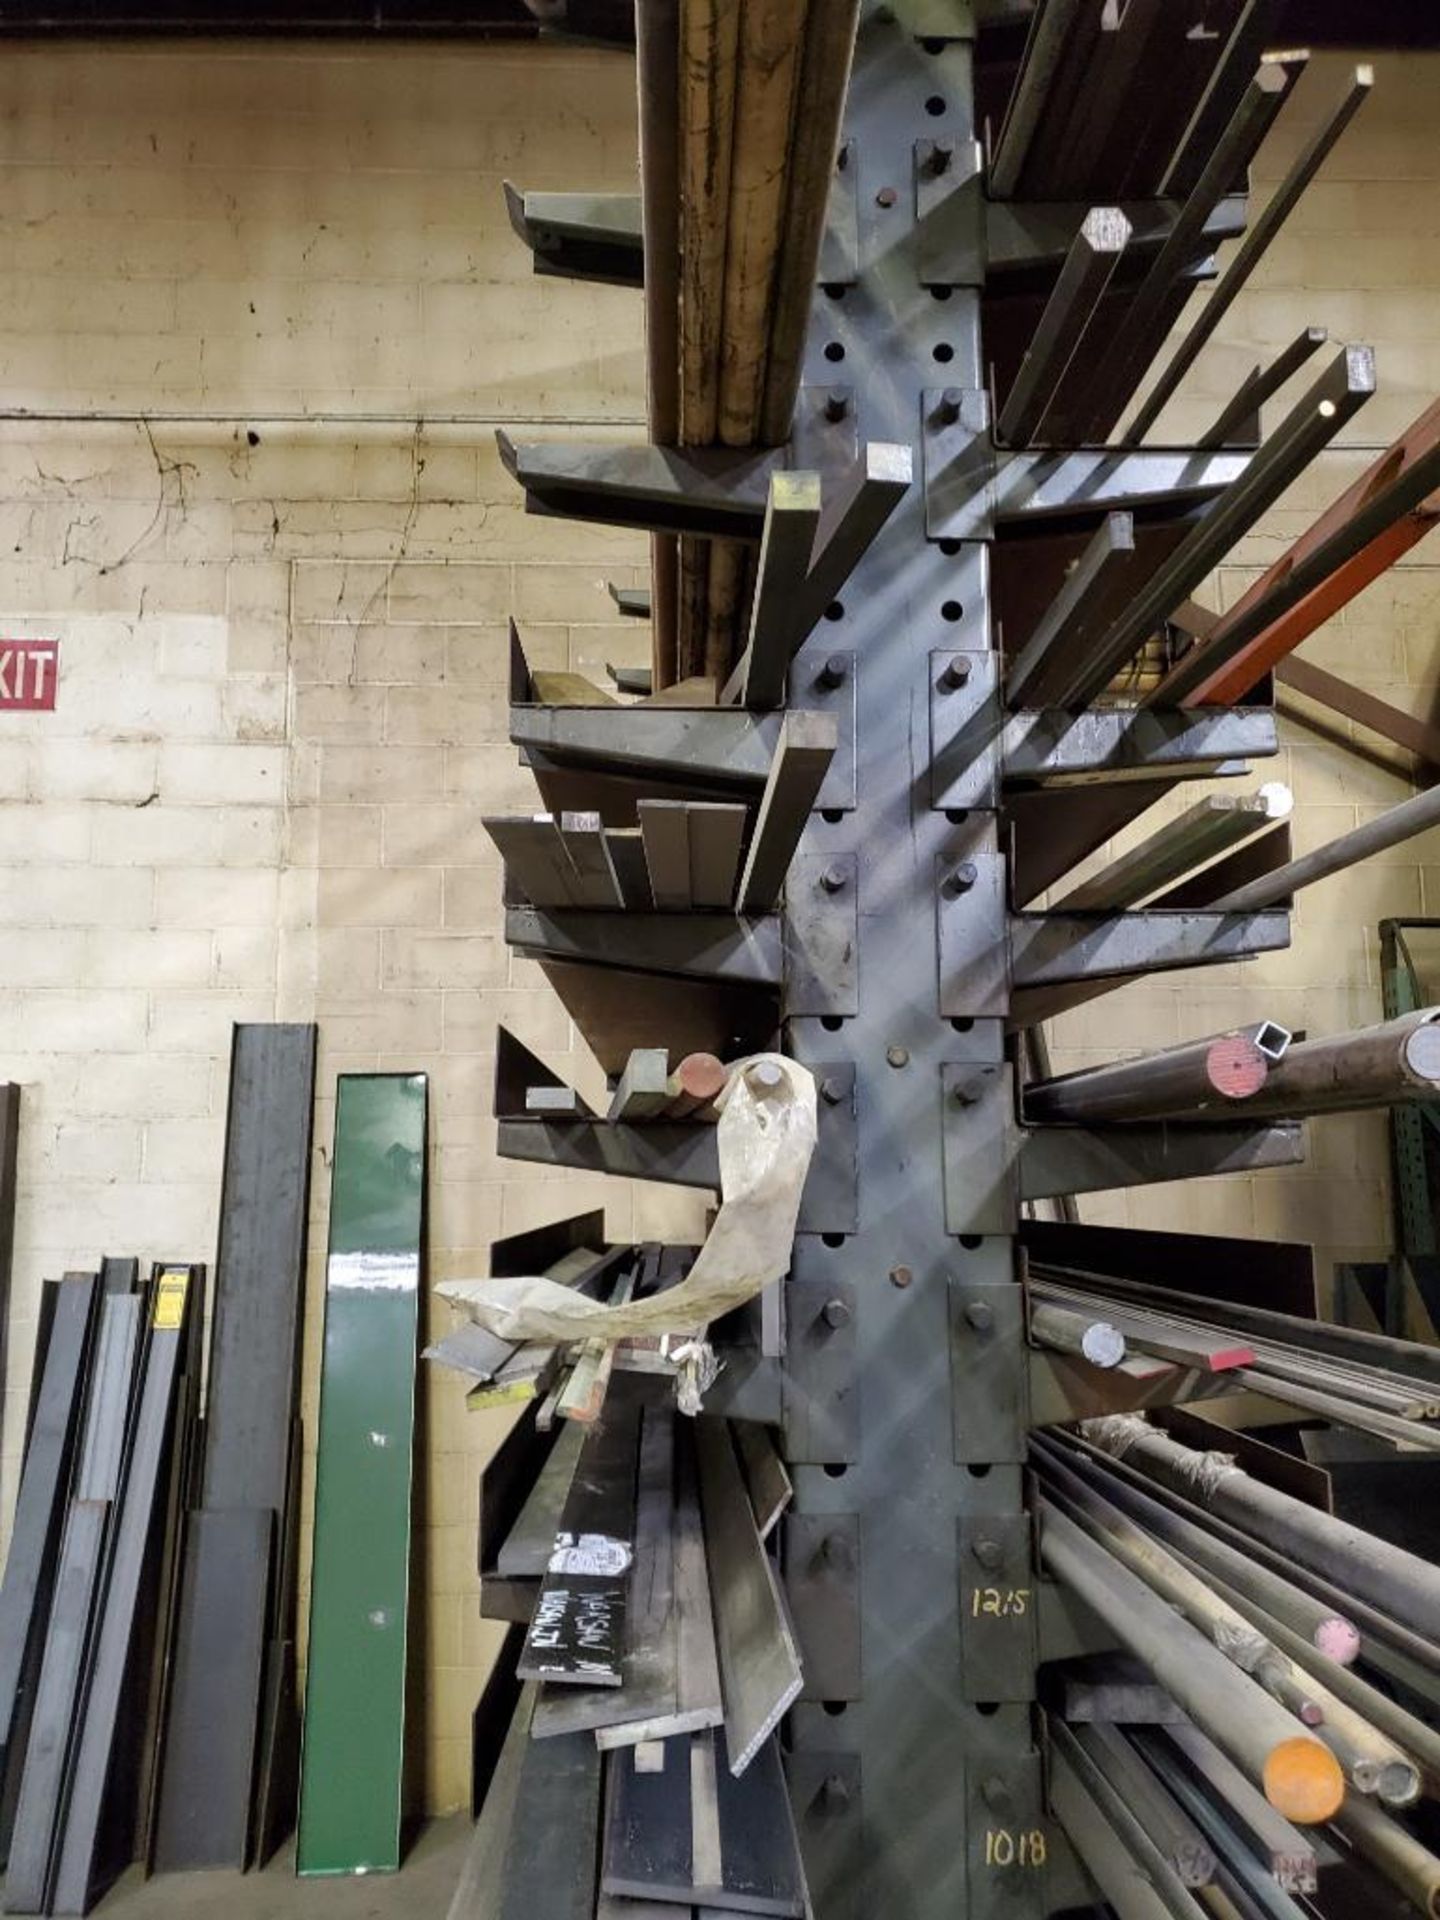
0,640,58,711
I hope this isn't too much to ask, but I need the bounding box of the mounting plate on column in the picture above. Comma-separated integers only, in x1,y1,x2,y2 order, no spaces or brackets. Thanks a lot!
786,854,859,1018
958,1514,1037,1704
787,1514,862,1701
790,649,857,813
786,1750,862,1920
915,138,984,288
799,1065,859,1237
949,1277,1026,1465
930,650,1001,809
937,838,1009,1020
783,1277,858,1464
923,387,996,541
966,1731,1049,1920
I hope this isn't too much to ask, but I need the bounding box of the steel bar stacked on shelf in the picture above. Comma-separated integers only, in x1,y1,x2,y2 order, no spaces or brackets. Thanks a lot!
665,0,859,687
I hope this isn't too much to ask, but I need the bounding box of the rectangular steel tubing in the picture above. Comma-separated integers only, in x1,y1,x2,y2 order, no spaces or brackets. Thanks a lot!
998,209,1131,447
1152,399,1440,705
739,473,824,708
1048,347,1374,708
1130,65,1374,443
1196,328,1329,451
297,1072,426,1876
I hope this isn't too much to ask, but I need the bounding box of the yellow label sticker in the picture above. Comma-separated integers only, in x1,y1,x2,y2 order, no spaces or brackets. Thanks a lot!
153,1268,189,1330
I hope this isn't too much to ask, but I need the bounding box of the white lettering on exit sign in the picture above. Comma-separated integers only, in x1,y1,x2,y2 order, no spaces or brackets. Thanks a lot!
0,640,58,711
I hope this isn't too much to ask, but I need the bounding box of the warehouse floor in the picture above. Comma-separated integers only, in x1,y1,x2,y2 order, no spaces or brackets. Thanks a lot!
11,1819,473,1918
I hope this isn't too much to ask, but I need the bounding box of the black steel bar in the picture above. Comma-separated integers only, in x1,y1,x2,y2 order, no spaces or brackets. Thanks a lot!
1052,787,1291,911
1130,66,1374,443
1044,347,1373,708
997,208,1131,447
1196,327,1330,450
738,473,824,709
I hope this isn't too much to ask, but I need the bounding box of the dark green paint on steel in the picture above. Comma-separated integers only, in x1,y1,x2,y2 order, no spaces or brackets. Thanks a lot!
297,1073,426,1876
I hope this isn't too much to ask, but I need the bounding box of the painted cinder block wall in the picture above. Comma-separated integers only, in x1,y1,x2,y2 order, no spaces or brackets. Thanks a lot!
0,40,1434,1813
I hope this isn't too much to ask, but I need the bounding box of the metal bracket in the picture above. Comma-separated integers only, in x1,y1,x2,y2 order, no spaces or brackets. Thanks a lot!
931,650,1001,809
505,907,783,986
800,1066,859,1237
966,1735,1050,1920
915,138,984,288
936,840,1009,1021
790,649,857,813
786,1514,862,1701
786,1750,863,1920
959,1514,1037,1704
943,1059,1020,1236
782,1278,858,1465
923,387,996,541
785,854,859,1018
949,1277,1027,1465
1019,1119,1306,1200
819,142,860,288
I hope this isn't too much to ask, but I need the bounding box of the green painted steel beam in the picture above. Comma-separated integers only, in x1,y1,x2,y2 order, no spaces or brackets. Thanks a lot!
297,1073,426,1876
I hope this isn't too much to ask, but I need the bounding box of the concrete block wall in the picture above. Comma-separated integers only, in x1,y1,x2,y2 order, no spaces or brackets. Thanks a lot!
0,39,1434,1812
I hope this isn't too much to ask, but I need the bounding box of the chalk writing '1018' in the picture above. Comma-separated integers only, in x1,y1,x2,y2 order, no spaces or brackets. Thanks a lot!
984,1828,1047,1868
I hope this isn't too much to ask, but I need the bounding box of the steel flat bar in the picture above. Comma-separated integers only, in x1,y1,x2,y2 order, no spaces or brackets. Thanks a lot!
512,707,780,786
1153,399,1440,705
506,908,781,986
1049,347,1374,708
1004,513,1137,706
687,804,748,910
51,1269,200,1915
1001,705,1277,783
1010,909,1290,990
497,432,781,540
1075,1723,1216,1888
1155,1724,1316,1896
987,0,1084,199
297,1072,426,1876
1070,63,1297,442
735,712,836,913
557,810,623,907
493,1705,601,1920
520,1392,640,1689
1020,1122,1304,1200
738,473,823,709
998,208,1131,447
1211,782,1440,911
1130,67,1373,443
640,800,694,910
1157,0,1270,197
694,1420,802,1778
1195,328,1329,451
992,447,1249,528
485,816,582,907
1052,788,1291,910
